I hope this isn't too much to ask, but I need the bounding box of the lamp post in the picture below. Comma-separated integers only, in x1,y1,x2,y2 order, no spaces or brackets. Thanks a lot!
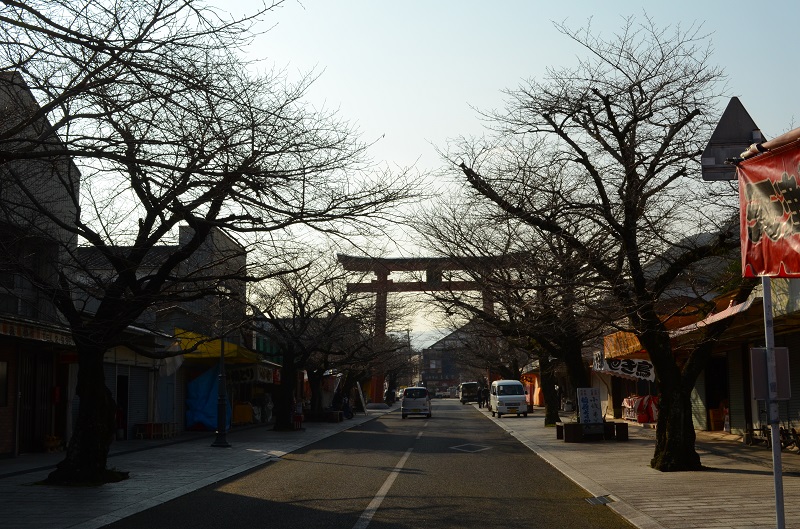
211,329,231,448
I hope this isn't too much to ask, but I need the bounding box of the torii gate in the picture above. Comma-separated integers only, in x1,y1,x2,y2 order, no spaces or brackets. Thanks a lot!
338,253,520,403
339,253,542,407
337,254,515,337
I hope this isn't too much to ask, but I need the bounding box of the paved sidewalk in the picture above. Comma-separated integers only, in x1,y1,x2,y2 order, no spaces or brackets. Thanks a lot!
0,410,387,529
2,404,800,529
480,405,800,529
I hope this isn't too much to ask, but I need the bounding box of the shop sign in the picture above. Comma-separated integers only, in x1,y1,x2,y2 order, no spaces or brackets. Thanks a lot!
603,331,644,359
229,364,273,384
593,351,655,382
0,321,74,345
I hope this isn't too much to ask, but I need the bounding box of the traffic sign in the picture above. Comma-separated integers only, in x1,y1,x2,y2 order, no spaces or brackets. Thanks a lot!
701,97,763,181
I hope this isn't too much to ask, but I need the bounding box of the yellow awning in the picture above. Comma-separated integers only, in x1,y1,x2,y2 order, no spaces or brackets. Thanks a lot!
176,328,261,364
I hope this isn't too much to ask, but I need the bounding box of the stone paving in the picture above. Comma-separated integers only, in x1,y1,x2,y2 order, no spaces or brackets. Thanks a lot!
0,412,382,529
2,405,800,528
484,406,800,529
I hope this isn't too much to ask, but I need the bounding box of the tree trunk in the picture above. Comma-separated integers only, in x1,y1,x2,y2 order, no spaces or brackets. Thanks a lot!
563,343,590,389
650,381,702,471
632,307,702,471
45,348,127,485
385,371,397,401
307,370,324,414
539,354,561,426
274,349,297,431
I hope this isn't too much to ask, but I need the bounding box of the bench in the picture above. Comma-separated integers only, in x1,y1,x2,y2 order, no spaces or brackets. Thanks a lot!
557,420,627,441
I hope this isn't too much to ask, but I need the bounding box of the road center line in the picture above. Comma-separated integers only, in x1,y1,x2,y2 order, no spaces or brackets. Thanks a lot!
351,447,414,529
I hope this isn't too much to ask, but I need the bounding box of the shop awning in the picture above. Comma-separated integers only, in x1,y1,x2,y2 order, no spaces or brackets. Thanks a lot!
669,299,757,339
604,298,759,361
176,328,262,364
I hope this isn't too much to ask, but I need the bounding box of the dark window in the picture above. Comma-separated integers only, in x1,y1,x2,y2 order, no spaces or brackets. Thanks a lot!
404,388,428,399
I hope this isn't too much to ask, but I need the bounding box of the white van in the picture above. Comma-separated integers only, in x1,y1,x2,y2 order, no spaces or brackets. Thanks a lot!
489,380,529,418
401,386,432,419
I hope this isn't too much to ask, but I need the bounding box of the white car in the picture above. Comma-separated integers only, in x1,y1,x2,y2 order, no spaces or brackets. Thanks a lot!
401,387,432,419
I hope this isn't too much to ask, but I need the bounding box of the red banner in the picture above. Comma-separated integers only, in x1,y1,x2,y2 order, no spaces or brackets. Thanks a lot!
739,141,800,277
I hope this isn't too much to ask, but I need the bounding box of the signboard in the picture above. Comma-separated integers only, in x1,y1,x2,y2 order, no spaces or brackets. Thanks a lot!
576,387,603,433
228,364,274,385
701,97,762,181
593,351,656,382
356,381,367,416
739,141,800,277
750,347,791,400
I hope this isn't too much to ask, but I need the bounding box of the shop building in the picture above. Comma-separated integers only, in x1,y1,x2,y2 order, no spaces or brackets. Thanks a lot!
0,71,81,455
1,72,275,452
592,278,800,442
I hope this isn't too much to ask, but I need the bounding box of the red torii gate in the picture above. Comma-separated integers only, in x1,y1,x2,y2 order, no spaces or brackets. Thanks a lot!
337,254,515,337
338,253,522,403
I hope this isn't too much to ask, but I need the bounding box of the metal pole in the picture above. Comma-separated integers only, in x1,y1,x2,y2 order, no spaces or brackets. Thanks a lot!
762,276,784,529
211,333,230,448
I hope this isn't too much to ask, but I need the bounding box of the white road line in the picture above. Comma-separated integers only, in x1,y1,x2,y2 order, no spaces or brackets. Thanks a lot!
351,447,414,529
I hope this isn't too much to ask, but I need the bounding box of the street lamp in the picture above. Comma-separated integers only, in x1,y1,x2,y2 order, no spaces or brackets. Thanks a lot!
212,290,231,448
211,330,231,447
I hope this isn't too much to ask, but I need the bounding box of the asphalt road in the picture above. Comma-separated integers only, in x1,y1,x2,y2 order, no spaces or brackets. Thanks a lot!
105,399,634,529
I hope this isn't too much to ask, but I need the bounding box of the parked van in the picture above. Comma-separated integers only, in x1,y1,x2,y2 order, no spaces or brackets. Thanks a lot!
401,386,432,419
489,380,528,418
458,381,479,404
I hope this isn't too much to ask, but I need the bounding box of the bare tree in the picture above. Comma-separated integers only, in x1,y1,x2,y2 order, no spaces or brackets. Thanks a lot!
251,249,407,428
453,17,754,471
0,0,414,483
415,192,611,425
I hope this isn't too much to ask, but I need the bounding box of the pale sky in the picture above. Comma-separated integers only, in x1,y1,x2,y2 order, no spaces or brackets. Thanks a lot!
217,0,799,342
229,0,796,172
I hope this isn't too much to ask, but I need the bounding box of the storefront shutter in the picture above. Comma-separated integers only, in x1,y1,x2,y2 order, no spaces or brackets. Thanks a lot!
156,372,176,424
691,370,707,430
727,349,746,435
127,366,149,437
175,368,186,432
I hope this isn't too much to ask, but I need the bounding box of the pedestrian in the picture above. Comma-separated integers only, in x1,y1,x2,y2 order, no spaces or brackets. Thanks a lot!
482,386,489,408
477,385,483,408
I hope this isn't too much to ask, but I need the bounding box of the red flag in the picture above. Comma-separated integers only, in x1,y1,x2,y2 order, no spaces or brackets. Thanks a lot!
739,141,800,277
